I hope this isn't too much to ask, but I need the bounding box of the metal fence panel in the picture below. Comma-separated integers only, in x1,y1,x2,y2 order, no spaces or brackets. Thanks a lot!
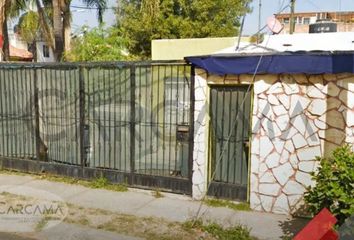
84,66,132,171
0,62,192,194
0,68,36,159
134,65,190,178
37,68,81,165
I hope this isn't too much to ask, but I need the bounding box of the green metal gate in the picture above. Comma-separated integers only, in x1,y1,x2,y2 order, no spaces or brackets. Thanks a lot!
0,62,193,195
208,86,251,201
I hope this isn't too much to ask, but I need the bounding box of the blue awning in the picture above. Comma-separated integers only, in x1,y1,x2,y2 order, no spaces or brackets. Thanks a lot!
185,51,354,75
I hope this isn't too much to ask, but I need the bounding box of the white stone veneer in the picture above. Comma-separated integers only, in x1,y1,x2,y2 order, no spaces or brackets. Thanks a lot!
192,69,209,200
192,71,354,215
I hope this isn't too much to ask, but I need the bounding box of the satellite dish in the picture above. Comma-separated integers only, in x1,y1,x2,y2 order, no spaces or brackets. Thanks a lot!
267,16,283,34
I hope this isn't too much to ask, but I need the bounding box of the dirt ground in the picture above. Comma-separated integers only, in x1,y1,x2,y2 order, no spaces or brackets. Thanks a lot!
0,192,215,240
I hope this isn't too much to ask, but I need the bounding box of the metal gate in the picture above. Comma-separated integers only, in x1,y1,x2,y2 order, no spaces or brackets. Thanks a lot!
208,86,251,201
0,62,193,195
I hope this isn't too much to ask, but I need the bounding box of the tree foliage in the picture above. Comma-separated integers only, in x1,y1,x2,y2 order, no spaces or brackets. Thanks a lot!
17,11,40,44
117,0,251,59
64,26,127,62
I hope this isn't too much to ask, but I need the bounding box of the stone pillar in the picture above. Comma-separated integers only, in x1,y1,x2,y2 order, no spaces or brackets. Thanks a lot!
192,69,209,200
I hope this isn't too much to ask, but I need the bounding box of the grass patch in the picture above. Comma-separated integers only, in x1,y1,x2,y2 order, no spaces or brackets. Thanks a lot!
0,168,128,192
152,189,164,198
204,198,251,211
35,217,49,232
0,168,31,176
85,176,128,192
39,174,128,192
183,219,256,240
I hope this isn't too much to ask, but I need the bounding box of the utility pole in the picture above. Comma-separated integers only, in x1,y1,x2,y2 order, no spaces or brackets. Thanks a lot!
339,0,342,11
289,0,296,34
258,0,262,43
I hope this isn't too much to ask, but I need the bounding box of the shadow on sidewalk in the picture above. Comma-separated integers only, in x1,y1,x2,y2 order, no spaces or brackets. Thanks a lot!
278,217,310,239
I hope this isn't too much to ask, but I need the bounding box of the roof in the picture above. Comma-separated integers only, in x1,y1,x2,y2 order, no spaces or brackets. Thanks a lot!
275,11,354,17
185,51,354,75
217,32,354,54
10,45,33,60
259,32,354,52
185,32,354,75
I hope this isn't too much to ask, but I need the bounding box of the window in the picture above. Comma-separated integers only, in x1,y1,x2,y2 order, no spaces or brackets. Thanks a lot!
294,17,303,24
43,45,50,58
303,18,310,24
283,18,290,24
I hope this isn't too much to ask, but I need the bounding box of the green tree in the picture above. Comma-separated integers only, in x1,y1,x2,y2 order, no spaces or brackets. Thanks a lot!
35,0,107,61
16,11,40,60
64,26,127,61
117,0,251,59
61,0,107,60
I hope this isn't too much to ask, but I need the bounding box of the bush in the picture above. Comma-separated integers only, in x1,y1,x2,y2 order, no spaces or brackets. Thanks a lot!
304,145,354,225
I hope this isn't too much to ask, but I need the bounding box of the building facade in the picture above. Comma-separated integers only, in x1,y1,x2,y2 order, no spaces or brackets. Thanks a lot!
275,11,354,34
0,30,54,62
187,52,354,215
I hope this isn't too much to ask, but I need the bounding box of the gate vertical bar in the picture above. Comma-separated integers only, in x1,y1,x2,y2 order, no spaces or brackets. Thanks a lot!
33,68,41,161
130,64,136,185
188,65,195,193
79,66,86,167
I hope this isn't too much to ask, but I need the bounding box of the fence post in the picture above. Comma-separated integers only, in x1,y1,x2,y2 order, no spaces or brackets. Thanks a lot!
33,68,42,161
79,67,86,167
130,64,136,184
188,65,195,193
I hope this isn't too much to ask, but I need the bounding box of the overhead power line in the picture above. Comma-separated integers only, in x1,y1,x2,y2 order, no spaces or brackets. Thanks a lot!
71,5,115,10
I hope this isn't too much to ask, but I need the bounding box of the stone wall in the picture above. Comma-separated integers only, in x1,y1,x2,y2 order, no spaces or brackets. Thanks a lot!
192,70,354,215
250,73,353,214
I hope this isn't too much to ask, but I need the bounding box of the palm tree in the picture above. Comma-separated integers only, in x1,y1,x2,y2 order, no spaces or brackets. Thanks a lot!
52,0,64,60
47,0,107,60
0,0,26,61
1,0,108,61
16,10,40,60
35,0,55,49
61,0,107,53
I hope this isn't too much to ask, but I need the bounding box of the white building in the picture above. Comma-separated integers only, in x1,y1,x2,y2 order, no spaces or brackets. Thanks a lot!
1,28,55,62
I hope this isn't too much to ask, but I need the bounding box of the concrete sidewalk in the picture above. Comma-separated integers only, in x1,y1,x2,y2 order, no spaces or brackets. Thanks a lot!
0,174,307,240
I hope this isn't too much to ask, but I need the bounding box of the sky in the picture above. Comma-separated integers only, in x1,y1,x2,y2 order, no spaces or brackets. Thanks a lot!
71,0,354,35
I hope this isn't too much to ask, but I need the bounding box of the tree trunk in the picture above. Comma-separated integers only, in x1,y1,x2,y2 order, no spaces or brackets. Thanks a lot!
2,16,9,61
29,40,37,62
0,2,3,61
52,0,64,61
62,3,71,53
0,0,10,61
0,0,4,36
35,0,55,49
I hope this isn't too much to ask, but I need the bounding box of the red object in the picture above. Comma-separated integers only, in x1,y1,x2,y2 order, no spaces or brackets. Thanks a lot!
0,34,3,49
320,229,339,240
293,208,338,240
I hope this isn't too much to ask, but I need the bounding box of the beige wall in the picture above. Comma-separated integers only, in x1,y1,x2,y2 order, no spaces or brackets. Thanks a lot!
151,37,250,60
